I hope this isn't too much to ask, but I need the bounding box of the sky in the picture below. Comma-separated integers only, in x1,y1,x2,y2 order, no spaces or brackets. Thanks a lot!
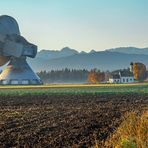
0,0,148,52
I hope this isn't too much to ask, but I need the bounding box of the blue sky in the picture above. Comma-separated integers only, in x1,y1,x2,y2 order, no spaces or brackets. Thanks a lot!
0,0,148,51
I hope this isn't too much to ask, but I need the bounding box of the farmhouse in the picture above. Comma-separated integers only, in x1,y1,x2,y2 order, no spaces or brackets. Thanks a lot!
109,70,134,83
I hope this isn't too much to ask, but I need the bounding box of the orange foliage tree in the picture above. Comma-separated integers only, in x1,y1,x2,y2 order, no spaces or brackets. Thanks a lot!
87,69,105,83
132,63,146,81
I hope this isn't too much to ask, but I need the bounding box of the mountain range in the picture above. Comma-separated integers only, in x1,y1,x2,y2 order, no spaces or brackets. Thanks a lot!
27,47,148,72
106,47,148,55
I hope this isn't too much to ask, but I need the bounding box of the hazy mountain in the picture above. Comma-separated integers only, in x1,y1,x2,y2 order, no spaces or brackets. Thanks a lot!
28,49,148,72
80,51,87,54
89,49,96,53
106,47,148,55
36,47,78,60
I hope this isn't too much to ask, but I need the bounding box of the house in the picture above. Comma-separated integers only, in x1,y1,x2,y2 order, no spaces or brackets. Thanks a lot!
109,70,134,83
109,74,120,83
119,71,134,83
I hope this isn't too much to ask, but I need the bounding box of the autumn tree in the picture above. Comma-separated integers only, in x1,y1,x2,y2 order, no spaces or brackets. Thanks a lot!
87,69,98,83
131,62,146,81
87,69,105,83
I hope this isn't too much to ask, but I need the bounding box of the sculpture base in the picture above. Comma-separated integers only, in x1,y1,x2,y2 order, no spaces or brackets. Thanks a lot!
0,57,42,85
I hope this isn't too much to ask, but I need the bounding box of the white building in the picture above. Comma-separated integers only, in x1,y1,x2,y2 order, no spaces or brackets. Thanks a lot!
109,71,134,83
109,74,121,83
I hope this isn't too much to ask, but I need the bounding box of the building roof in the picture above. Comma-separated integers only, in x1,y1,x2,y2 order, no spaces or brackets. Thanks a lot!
110,69,134,79
119,70,133,77
110,74,120,79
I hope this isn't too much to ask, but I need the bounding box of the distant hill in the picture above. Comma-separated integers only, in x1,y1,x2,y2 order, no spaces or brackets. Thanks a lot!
36,47,78,60
106,47,148,55
28,47,148,72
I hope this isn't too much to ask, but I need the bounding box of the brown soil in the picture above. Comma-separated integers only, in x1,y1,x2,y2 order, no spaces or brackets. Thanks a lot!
0,94,148,148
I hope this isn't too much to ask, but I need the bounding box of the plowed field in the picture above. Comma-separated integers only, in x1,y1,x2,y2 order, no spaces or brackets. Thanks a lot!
0,94,148,147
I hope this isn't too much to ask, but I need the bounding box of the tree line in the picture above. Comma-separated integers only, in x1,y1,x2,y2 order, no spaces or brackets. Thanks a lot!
37,68,108,83
37,64,148,84
37,68,89,83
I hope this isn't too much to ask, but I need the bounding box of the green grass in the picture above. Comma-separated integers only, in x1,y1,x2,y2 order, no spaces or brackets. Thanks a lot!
0,83,148,95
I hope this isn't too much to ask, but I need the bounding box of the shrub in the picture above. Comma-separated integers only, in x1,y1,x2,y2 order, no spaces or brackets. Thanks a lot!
105,111,148,148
